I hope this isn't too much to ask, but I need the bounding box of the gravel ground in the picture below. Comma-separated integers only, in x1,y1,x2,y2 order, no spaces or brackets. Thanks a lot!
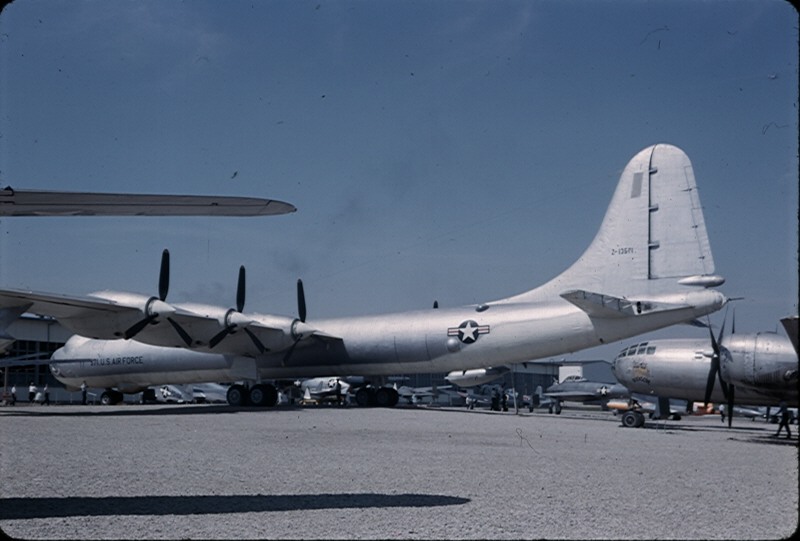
1,403,797,540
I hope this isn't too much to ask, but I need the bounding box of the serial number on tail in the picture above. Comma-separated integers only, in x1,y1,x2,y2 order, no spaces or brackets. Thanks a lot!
611,247,635,256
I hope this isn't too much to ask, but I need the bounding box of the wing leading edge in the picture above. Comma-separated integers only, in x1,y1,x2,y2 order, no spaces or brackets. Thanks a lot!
0,187,296,217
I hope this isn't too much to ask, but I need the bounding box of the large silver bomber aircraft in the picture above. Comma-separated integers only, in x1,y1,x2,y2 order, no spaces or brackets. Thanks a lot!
0,144,728,407
611,316,798,427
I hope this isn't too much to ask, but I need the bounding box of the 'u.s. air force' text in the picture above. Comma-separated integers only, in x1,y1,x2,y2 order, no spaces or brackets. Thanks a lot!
90,356,144,367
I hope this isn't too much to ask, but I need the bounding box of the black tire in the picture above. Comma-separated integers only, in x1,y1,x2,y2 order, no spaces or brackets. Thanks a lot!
100,390,122,405
266,385,279,407
355,387,371,407
621,411,638,428
248,385,269,407
227,384,248,407
375,387,394,408
634,411,646,427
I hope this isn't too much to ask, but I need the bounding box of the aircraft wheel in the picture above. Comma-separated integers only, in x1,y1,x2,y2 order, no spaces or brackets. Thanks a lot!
355,388,371,407
249,384,278,407
227,384,249,407
634,411,646,427
621,411,639,428
375,387,397,408
100,390,122,405
554,403,562,415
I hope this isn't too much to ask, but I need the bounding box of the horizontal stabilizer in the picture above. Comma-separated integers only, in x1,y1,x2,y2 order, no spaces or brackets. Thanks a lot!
780,316,799,356
560,289,690,319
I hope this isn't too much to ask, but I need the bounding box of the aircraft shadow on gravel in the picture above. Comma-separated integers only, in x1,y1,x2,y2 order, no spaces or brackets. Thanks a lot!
0,493,471,520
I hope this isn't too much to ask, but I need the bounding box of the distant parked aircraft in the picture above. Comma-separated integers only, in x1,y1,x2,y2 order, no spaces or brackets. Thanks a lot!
612,316,798,427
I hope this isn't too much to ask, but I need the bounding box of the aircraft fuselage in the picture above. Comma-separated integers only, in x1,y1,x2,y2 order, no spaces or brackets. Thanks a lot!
52,288,725,392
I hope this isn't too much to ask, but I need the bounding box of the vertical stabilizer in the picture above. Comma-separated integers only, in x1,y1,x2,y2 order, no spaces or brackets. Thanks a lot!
648,145,714,278
505,144,720,301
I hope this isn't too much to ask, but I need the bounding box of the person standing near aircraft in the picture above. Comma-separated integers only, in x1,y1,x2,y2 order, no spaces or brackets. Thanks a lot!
334,379,343,406
775,402,792,439
10,384,16,405
28,382,36,403
43,384,50,405
80,381,87,405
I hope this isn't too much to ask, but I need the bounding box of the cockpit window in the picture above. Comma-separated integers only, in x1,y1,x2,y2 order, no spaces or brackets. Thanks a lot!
636,343,648,355
625,345,638,356
646,346,656,355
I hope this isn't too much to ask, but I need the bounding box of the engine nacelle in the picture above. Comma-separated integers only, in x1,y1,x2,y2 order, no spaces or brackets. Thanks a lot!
58,291,174,340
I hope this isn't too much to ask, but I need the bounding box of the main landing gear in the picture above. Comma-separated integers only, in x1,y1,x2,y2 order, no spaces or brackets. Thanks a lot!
353,386,399,408
100,389,124,405
226,383,279,407
620,409,646,428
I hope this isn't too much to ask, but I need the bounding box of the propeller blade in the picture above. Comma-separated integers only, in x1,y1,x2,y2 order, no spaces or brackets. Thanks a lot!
717,364,730,400
244,328,267,354
727,385,735,428
159,249,170,301
282,337,301,366
208,266,248,349
124,315,156,340
209,327,233,349
123,250,175,341
704,318,719,406
297,279,307,323
236,266,245,313
167,317,193,347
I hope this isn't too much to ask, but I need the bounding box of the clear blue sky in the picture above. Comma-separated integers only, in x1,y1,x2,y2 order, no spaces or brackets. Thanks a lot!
1,0,797,362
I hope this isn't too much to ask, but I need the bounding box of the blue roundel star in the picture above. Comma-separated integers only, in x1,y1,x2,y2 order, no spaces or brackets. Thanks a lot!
447,320,490,344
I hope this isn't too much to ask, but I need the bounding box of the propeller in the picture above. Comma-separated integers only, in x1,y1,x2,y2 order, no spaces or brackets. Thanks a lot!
725,384,735,428
703,310,738,427
208,266,268,354
122,249,180,343
283,279,312,366
703,315,729,404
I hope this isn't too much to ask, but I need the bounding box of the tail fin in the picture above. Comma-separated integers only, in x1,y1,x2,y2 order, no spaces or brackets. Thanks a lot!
508,144,723,301
532,385,543,406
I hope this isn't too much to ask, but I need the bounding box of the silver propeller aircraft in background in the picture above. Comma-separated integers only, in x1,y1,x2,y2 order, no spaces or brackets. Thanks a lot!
611,315,798,427
0,144,728,407
541,374,630,413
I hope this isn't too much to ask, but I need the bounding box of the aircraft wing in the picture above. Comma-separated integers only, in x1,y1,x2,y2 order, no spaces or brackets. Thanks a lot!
0,287,341,357
542,390,599,399
0,187,296,216
396,385,452,398
0,288,140,320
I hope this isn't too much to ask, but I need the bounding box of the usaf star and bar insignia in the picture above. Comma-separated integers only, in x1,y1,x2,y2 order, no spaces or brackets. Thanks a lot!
447,320,490,344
